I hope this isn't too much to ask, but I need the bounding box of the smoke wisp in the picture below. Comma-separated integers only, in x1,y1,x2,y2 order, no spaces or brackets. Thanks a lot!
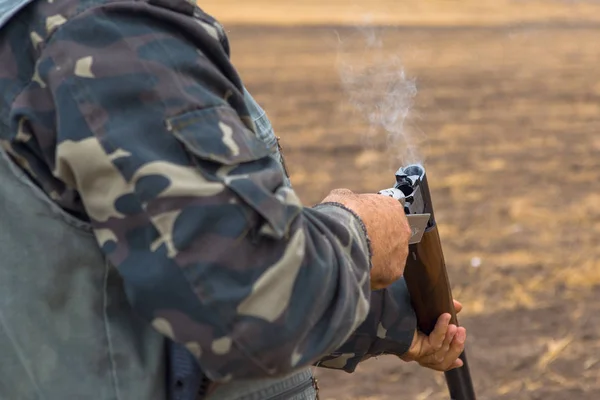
335,22,423,166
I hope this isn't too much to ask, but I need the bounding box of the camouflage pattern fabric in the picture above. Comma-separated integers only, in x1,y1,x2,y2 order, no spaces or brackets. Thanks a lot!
0,0,416,382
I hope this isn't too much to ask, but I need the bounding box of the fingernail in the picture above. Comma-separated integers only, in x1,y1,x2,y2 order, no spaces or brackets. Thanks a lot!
456,330,466,343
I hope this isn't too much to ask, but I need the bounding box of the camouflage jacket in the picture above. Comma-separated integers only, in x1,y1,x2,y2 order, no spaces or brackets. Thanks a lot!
0,0,416,382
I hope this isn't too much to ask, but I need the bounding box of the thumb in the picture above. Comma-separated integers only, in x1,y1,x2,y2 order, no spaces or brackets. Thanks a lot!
453,300,463,313
400,330,422,362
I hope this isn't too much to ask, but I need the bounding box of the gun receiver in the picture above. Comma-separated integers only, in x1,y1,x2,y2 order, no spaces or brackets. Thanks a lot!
379,164,476,400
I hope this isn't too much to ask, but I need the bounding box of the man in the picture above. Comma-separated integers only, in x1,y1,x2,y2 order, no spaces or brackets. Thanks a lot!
0,0,466,398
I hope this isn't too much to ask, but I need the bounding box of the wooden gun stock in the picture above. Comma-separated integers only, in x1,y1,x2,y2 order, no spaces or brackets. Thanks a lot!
404,224,476,400
404,225,457,332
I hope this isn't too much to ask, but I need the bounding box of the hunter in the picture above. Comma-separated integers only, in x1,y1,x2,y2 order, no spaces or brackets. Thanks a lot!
0,0,466,398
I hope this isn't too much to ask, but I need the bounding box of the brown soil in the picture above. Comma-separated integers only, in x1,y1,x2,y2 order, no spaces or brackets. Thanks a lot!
205,3,600,398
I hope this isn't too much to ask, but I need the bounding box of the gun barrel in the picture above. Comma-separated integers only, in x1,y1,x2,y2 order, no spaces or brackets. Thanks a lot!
445,353,476,400
401,169,476,400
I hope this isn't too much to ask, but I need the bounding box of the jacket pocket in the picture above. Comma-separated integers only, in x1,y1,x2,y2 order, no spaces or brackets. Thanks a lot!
166,106,296,239
167,105,271,166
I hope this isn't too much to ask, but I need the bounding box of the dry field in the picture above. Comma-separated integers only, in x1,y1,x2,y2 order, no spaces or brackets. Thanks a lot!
202,2,600,399
201,0,600,26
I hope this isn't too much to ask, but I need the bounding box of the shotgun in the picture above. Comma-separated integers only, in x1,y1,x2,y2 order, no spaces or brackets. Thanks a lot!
379,164,476,400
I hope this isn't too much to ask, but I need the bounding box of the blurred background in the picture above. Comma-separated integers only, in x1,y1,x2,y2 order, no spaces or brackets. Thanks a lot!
202,1,600,399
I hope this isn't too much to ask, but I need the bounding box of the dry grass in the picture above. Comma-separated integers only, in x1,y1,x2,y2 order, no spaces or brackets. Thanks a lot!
202,0,600,26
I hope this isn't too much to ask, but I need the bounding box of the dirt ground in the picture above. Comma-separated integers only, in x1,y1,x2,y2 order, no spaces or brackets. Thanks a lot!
203,3,600,399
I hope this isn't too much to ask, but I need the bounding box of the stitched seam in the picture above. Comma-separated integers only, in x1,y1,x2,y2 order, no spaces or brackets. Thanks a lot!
102,260,122,400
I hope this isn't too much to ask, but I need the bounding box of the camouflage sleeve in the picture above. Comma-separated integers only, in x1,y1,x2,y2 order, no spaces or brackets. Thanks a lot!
317,278,417,372
246,84,418,372
22,1,373,382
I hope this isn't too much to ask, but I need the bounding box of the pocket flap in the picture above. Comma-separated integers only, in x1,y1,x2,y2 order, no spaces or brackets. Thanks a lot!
167,105,270,166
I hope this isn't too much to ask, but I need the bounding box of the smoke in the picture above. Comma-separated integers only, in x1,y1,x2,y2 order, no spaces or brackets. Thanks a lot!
335,21,423,166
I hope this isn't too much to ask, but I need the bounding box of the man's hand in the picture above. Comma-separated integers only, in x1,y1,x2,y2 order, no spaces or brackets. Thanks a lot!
400,300,467,371
321,188,411,290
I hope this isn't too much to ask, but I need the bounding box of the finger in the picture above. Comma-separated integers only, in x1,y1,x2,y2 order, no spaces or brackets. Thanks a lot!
434,324,457,363
446,357,464,371
441,327,466,369
453,300,463,314
445,324,458,344
421,354,464,372
426,313,451,353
